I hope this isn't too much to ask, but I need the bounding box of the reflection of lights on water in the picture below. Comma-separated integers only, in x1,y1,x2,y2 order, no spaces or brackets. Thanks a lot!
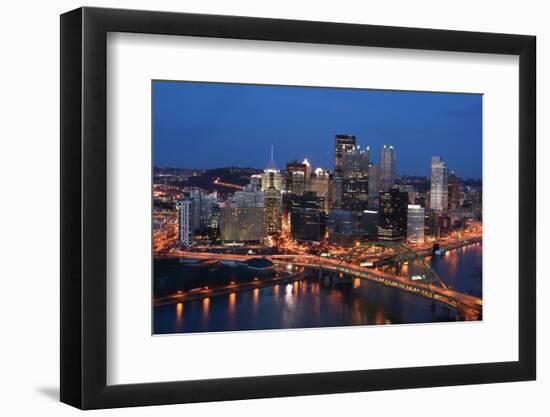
274,285,279,295
176,302,183,323
285,284,292,295
253,288,259,305
229,293,236,313
202,297,210,316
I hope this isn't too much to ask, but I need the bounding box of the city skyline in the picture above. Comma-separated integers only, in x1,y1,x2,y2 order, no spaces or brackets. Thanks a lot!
153,80,483,334
153,81,483,178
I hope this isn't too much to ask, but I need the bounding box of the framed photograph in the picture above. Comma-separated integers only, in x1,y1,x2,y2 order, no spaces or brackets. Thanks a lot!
60,7,536,409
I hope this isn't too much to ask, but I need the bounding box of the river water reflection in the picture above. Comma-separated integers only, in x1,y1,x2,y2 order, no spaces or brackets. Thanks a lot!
154,243,482,334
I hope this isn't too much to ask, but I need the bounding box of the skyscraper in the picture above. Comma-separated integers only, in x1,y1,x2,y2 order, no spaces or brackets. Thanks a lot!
424,208,438,239
261,146,282,192
261,147,283,234
368,162,379,207
219,207,267,242
327,209,362,246
290,191,326,242
308,168,330,213
379,145,396,191
341,146,369,211
334,134,356,177
176,199,193,246
286,161,307,196
448,171,461,210
407,204,425,243
430,156,448,212
378,189,408,241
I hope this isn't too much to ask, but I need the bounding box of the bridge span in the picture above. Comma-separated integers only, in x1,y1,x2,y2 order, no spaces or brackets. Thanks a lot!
161,251,482,320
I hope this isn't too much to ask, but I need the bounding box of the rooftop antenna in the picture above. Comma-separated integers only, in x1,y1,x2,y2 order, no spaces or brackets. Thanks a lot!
271,145,274,163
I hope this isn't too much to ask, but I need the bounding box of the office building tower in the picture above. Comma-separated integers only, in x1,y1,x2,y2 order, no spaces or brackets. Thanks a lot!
249,174,262,192
327,210,362,246
398,184,417,205
308,168,330,213
368,163,379,207
261,147,282,192
379,145,396,191
303,158,312,179
265,186,282,235
430,156,448,212
378,189,408,241
407,204,425,243
361,209,379,241
260,147,283,234
290,191,326,242
424,208,438,239
448,171,461,210
286,161,307,196
176,199,193,246
341,146,369,211
334,134,356,177
329,176,342,210
230,190,265,208
219,207,267,242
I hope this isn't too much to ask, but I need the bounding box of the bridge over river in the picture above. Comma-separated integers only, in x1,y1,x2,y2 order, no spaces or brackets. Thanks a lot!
161,250,483,320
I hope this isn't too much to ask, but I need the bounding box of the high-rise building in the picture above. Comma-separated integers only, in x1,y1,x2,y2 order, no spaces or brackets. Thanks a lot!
327,210,362,246
219,207,267,242
379,145,396,191
230,190,265,208
329,176,342,210
334,134,356,177
249,174,262,191
302,158,312,179
341,146,370,211
261,147,282,192
448,171,461,210
290,191,326,242
368,163,379,207
398,184,417,205
430,156,448,212
176,199,193,246
308,168,330,213
378,189,408,241
424,208,438,239
361,209,379,241
407,204,425,243
261,147,283,234
286,161,307,196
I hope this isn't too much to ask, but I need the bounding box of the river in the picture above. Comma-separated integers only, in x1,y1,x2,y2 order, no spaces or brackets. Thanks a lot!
153,242,482,334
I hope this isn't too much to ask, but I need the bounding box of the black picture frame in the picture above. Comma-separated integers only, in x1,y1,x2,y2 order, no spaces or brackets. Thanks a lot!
60,6,536,410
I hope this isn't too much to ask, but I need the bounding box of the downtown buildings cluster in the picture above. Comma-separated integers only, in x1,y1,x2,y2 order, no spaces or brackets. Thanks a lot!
153,134,482,251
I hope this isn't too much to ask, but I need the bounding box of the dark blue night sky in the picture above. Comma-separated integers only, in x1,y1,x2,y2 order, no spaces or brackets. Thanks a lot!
153,81,482,178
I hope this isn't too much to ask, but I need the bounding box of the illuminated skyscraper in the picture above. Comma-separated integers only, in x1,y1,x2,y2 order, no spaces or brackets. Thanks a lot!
334,134,356,177
176,199,193,246
341,146,369,211
430,156,448,212
302,158,312,179
448,171,461,210
260,146,283,234
407,204,425,243
308,168,330,212
378,189,408,241
290,191,326,242
286,161,307,196
379,145,396,191
219,207,267,242
368,162,379,207
261,146,282,192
